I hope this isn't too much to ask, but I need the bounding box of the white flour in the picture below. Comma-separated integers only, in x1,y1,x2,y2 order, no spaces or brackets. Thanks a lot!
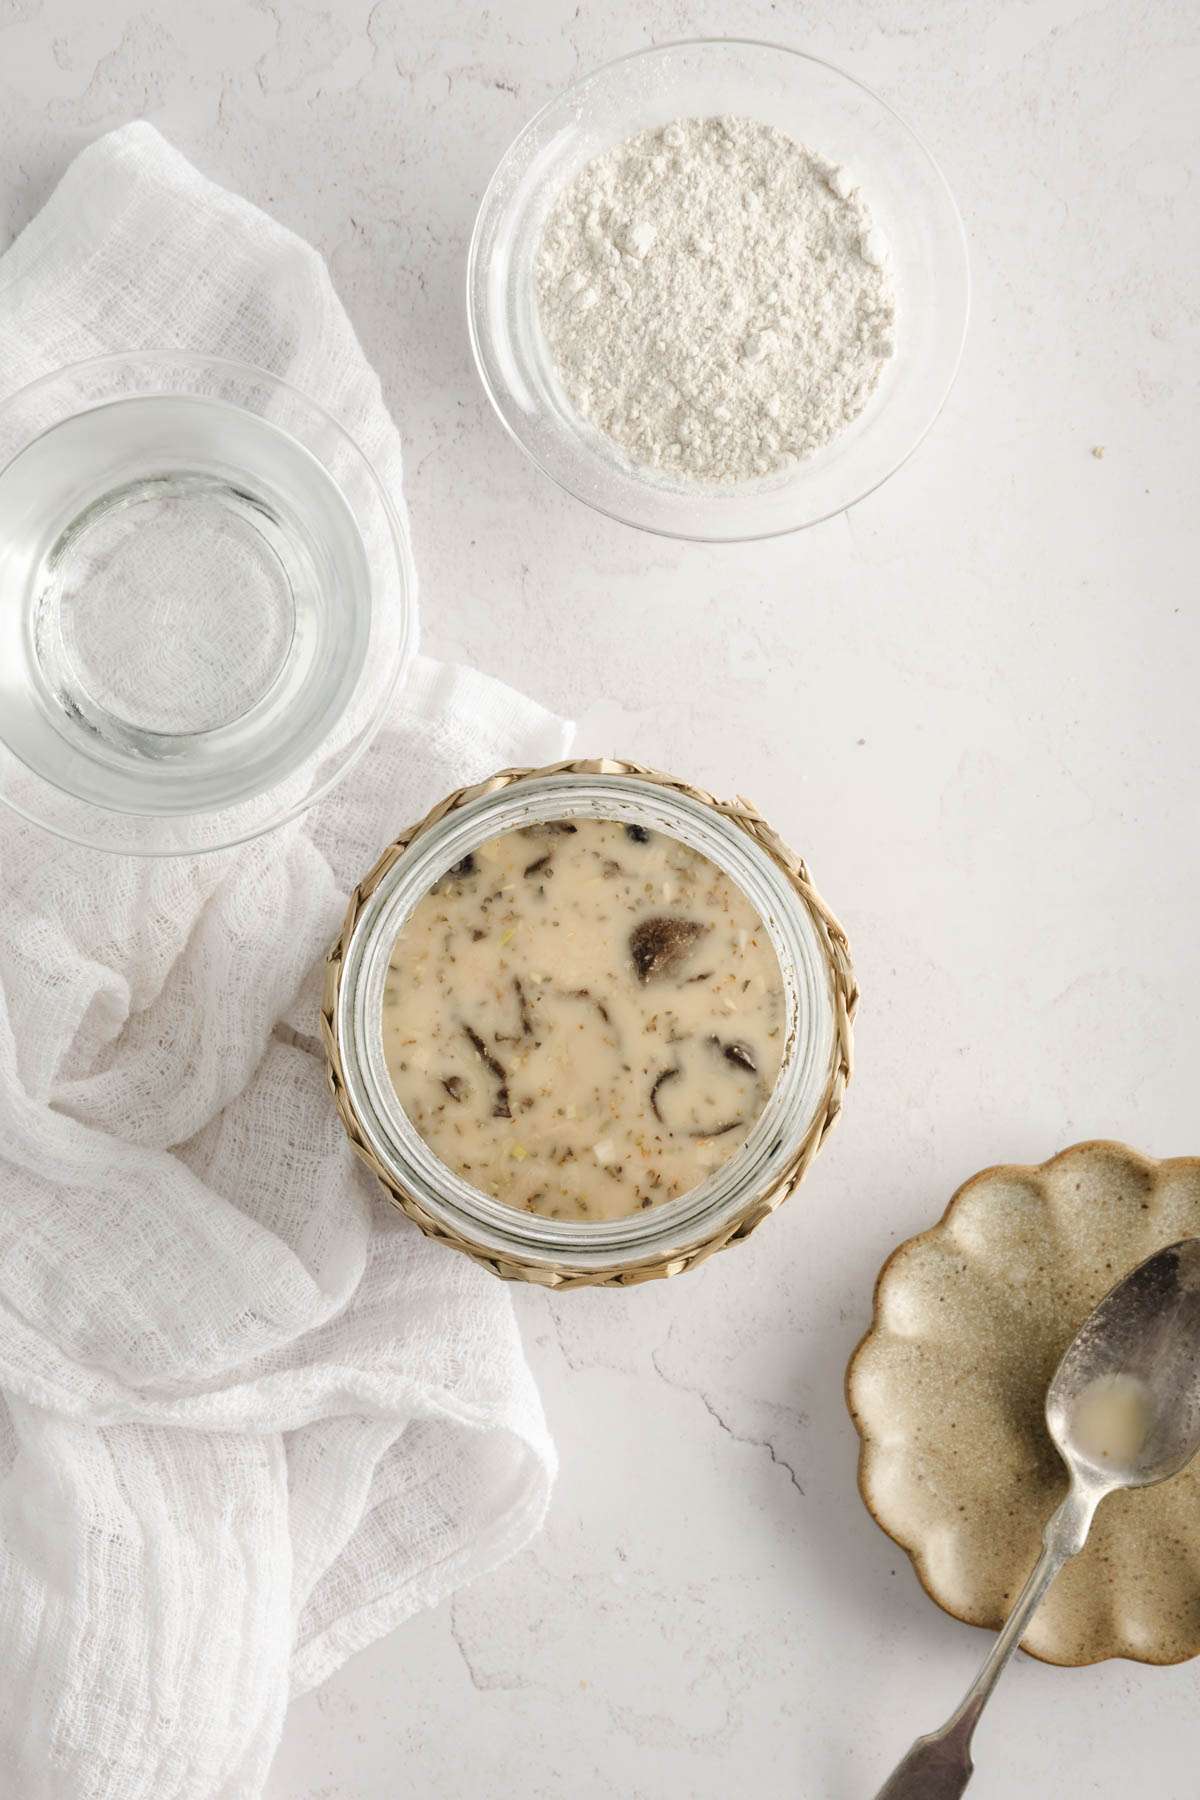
535,116,897,484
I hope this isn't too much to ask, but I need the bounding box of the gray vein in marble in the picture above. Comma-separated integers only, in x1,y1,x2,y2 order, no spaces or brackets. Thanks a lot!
650,1349,806,1498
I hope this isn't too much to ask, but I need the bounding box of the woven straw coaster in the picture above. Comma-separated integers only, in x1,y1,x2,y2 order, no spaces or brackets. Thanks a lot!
322,758,856,1288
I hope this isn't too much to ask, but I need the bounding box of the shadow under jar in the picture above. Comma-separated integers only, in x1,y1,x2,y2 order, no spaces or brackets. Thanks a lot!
323,761,855,1287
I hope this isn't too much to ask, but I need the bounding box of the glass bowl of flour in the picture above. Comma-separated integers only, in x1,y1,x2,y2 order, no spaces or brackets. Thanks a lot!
467,39,969,541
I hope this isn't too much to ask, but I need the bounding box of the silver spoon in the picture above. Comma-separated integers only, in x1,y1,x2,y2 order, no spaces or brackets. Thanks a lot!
873,1237,1200,1799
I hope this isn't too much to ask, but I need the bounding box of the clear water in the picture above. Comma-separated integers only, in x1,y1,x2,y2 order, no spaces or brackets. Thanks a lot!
0,395,371,817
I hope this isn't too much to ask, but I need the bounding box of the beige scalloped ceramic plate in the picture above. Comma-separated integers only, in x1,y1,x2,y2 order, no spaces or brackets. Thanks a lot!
847,1142,1200,1666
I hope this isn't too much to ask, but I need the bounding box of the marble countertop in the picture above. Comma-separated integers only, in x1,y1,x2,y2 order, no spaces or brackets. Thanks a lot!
2,1,1197,1795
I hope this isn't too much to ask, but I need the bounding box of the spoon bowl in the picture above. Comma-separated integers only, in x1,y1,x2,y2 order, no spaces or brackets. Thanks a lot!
1048,1239,1200,1488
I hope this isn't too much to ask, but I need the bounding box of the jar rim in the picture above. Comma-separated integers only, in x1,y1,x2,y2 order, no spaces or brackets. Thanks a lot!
323,759,855,1287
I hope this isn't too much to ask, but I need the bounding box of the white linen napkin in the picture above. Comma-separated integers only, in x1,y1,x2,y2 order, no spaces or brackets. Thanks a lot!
0,123,569,1799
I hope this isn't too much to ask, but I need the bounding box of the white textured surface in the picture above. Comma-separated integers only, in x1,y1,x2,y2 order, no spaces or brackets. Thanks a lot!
2,2,1197,1796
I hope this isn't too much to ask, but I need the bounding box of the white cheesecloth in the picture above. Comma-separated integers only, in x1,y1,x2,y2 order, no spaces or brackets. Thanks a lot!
0,122,568,1798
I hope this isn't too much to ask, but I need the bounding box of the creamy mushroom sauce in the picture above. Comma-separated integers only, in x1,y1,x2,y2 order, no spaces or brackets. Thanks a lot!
381,818,787,1221
1071,1373,1153,1469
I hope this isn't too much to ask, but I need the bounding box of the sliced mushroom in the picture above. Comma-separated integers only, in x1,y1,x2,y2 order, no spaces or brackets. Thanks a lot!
648,1064,680,1122
514,977,535,1038
462,1023,511,1118
629,916,709,984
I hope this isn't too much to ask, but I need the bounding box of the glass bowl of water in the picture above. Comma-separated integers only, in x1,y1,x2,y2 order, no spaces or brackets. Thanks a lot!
0,352,417,855
467,38,970,542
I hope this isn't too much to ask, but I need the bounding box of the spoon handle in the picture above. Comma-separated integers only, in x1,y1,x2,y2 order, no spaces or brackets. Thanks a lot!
872,1484,1100,1799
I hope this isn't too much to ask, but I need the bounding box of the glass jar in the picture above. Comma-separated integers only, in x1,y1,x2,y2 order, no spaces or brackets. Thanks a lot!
323,760,855,1287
